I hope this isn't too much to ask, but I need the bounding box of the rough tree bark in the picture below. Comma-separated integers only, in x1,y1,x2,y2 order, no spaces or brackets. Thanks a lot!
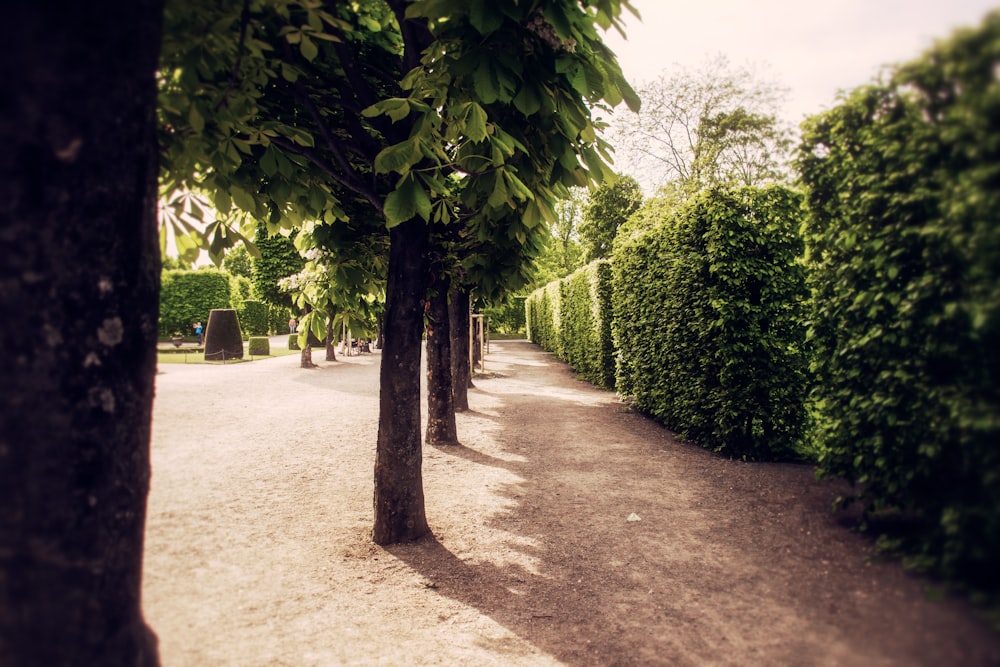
373,217,431,544
449,285,474,411
425,271,458,446
0,3,163,665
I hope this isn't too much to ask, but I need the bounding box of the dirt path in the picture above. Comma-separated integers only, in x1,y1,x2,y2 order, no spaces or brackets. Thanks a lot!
144,339,999,666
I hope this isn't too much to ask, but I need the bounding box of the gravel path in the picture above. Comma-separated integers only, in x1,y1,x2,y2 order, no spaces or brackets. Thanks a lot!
144,339,1000,666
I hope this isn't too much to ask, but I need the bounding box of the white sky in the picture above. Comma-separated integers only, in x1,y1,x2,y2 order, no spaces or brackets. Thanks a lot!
602,0,997,125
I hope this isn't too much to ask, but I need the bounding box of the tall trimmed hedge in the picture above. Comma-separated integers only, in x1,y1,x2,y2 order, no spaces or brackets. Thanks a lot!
559,260,615,389
797,12,1000,585
239,300,270,337
612,186,808,460
525,280,562,355
159,269,231,337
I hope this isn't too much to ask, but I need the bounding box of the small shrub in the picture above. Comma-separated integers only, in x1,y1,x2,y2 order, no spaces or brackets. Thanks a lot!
247,336,270,356
287,334,301,350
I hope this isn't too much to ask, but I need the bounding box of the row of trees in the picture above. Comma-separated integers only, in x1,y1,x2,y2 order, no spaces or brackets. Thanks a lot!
2,1,642,662
528,12,1000,597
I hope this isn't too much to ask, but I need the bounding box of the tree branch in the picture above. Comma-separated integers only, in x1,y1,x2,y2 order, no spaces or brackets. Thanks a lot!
269,135,384,215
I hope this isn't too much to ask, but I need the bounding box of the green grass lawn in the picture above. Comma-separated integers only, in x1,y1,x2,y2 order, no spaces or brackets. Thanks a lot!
157,343,299,365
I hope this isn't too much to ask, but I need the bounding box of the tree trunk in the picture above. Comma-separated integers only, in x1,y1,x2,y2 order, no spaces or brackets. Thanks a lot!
425,274,458,445
0,4,162,665
449,285,474,410
375,312,385,349
373,218,431,545
301,345,315,368
325,312,337,361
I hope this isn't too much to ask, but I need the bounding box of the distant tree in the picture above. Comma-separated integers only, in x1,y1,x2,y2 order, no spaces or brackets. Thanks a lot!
162,255,190,270
527,188,586,289
251,223,303,311
223,244,254,278
614,54,791,193
579,174,642,261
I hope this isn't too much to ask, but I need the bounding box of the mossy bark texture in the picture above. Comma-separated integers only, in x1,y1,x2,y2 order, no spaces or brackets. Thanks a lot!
0,3,163,664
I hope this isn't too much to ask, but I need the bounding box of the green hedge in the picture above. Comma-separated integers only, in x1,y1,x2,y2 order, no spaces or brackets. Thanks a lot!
612,186,808,461
525,280,562,356
239,300,270,337
159,269,231,337
269,304,292,335
797,12,1000,587
559,260,615,389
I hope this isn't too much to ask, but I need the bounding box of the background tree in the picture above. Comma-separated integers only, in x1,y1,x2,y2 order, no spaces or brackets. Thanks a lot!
223,244,254,278
613,54,791,193
579,174,642,261
528,188,586,288
251,223,304,312
0,3,162,664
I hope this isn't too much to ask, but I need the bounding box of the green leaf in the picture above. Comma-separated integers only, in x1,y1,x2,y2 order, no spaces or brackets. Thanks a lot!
384,183,416,228
384,177,432,227
412,178,432,222
231,186,256,213
300,35,319,61
513,83,542,116
374,138,420,175
213,189,231,215
362,98,411,123
465,102,488,143
260,148,278,177
474,63,499,104
188,105,205,133
469,2,504,35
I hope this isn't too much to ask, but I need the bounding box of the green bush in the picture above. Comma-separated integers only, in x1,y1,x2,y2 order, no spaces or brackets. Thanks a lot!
287,334,301,350
612,186,808,460
797,12,1000,587
559,260,615,389
247,336,270,356
159,269,231,337
239,300,270,337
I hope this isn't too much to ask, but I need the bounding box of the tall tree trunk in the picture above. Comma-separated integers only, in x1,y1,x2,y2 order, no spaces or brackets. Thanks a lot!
373,218,430,545
0,4,163,665
325,311,337,361
449,285,474,411
425,273,458,445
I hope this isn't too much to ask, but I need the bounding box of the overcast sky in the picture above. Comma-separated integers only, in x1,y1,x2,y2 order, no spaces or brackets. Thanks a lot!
602,0,997,125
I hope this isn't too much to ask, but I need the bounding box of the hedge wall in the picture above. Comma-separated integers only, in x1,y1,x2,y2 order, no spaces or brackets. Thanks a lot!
797,12,1000,586
525,280,562,356
559,260,615,389
612,186,808,461
239,300,270,337
159,269,231,337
